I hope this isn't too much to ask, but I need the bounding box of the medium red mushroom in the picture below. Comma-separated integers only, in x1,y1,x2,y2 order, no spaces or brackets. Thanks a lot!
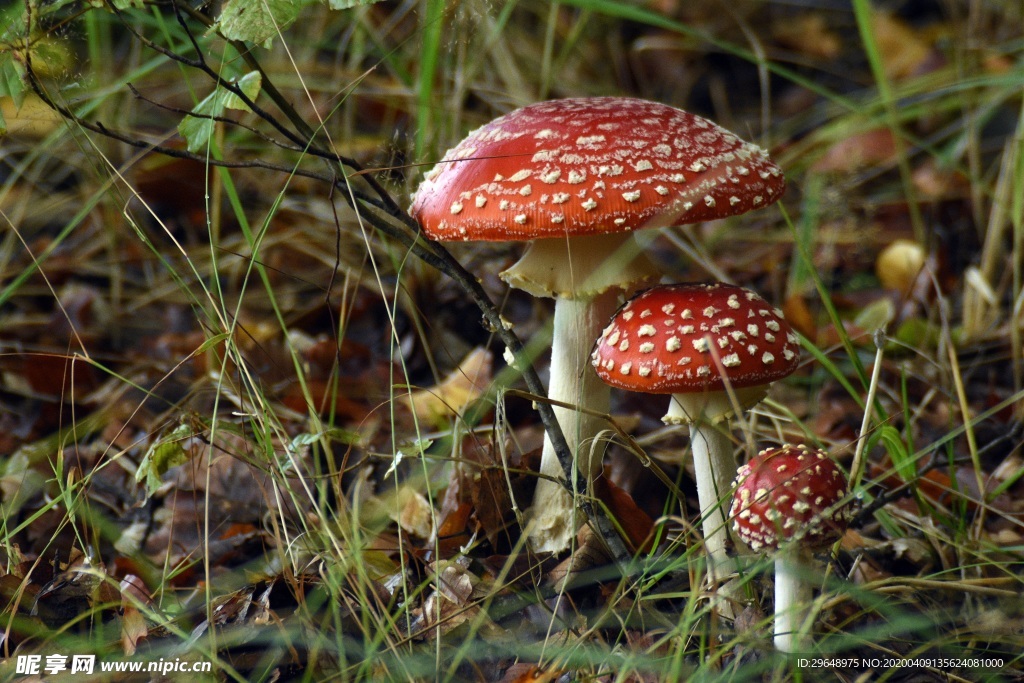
591,283,800,574
730,444,853,652
411,98,785,553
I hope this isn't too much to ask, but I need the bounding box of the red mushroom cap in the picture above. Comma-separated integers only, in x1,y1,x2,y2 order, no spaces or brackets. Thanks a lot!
590,283,800,395
410,97,785,241
729,444,853,552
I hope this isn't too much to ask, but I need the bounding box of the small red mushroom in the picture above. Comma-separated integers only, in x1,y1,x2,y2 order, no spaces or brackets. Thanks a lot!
730,444,854,652
411,98,785,553
592,283,800,573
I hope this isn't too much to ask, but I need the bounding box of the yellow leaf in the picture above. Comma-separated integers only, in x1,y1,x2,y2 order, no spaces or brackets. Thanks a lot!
406,347,492,424
1,93,61,138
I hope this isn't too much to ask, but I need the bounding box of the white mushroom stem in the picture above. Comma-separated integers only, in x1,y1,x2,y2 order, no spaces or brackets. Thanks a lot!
664,391,763,578
503,234,659,553
685,420,736,575
774,550,813,653
528,293,618,552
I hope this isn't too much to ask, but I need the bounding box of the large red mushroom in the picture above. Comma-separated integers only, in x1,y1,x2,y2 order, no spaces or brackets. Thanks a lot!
591,283,800,575
411,98,785,553
730,444,853,652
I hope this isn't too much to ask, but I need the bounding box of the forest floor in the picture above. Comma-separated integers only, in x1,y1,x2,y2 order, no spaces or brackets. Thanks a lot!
1,0,1023,681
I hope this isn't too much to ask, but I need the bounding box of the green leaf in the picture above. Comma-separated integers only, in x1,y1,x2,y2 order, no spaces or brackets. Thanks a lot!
177,72,261,152
178,91,218,153
0,52,26,108
878,424,916,484
216,0,301,47
222,70,262,112
853,296,894,334
136,423,196,496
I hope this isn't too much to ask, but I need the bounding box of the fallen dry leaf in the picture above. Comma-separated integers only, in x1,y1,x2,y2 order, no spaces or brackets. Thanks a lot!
810,127,898,174
773,13,841,60
871,11,939,81
391,485,435,539
406,347,493,425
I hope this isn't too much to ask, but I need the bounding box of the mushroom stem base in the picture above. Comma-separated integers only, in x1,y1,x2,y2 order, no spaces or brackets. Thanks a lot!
774,553,812,652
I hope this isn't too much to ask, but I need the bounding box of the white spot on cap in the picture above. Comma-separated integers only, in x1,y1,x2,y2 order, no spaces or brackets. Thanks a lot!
619,362,632,375
689,161,707,173
729,196,741,205
692,338,709,352
582,198,597,211
509,169,531,182
747,324,759,337
638,366,651,377
499,200,510,210
623,190,641,202
703,306,718,317
552,193,570,204
638,324,656,337
762,351,775,364
514,214,527,225
666,336,681,351
519,185,532,197
576,134,606,148
450,202,464,215
540,169,561,184
722,353,740,367
634,160,654,172
704,195,716,208
475,195,487,208
655,185,669,195
670,174,686,183
567,170,586,184
639,342,654,353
